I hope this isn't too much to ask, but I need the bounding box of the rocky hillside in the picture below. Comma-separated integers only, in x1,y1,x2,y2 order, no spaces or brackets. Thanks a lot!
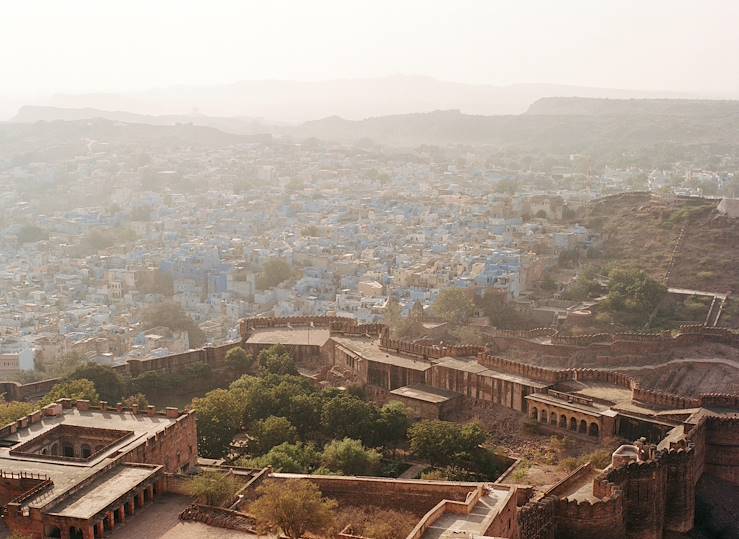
583,192,739,326
584,193,738,293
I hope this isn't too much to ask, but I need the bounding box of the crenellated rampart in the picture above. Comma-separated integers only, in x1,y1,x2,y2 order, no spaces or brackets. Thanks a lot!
517,496,557,539
490,325,739,362
380,335,484,360
554,494,625,539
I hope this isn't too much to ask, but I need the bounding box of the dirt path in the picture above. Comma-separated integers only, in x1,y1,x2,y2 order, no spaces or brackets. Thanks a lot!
600,357,739,371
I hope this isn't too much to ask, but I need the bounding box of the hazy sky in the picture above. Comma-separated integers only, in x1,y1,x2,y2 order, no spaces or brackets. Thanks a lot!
2,0,739,97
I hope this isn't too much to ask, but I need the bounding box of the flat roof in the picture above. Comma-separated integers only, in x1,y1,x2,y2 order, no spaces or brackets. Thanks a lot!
525,393,605,415
246,327,330,347
553,380,632,406
435,357,549,388
390,384,462,404
332,336,434,371
0,408,181,509
47,464,158,519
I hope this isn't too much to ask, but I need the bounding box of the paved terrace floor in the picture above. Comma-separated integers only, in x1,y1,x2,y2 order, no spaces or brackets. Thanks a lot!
422,487,511,539
562,468,600,503
246,327,330,347
47,464,157,519
106,494,262,539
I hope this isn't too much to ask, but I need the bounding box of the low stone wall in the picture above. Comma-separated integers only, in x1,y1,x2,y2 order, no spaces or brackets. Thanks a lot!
269,474,476,515
1,342,240,403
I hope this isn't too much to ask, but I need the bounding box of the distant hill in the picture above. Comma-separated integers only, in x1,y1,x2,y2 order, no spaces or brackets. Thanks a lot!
0,119,254,163
291,106,739,150
31,76,697,122
6,97,739,157
11,106,276,136
526,97,739,116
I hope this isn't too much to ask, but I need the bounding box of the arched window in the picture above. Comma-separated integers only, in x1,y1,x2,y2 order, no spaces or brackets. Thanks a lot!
46,526,61,538
569,417,578,431
539,409,547,423
559,415,567,428
63,445,75,458
531,407,538,420
50,443,59,456
589,423,600,437
550,412,557,425
81,444,92,458
579,420,587,434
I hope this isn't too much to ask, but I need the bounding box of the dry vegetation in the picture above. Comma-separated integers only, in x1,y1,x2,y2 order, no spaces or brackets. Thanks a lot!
584,193,738,300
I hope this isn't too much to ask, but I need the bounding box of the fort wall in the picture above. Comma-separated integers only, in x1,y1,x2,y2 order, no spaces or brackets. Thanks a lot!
269,474,475,515
517,496,556,539
554,495,625,539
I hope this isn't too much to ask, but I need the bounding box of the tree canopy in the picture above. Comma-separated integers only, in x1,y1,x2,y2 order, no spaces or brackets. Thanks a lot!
225,346,254,376
140,301,206,348
603,268,667,326
250,479,336,539
192,388,248,457
255,259,292,290
41,379,100,406
66,363,124,403
431,288,475,324
187,470,241,507
320,438,381,476
250,416,298,455
408,420,486,465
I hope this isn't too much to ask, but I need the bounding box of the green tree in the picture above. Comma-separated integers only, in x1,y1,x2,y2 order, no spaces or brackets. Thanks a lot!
129,371,172,396
255,259,292,290
17,224,48,244
187,470,241,506
192,388,247,458
431,288,475,325
421,466,481,482
0,397,35,427
479,288,520,329
251,479,336,539
321,394,379,445
239,442,321,473
408,420,486,465
66,363,124,403
225,346,254,376
604,268,667,326
376,402,410,448
321,438,381,476
140,301,206,348
121,393,149,410
250,416,298,455
41,379,99,406
257,345,298,375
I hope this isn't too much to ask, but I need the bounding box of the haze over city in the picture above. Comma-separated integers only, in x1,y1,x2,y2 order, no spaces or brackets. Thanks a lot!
0,2,737,539
2,1,739,120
